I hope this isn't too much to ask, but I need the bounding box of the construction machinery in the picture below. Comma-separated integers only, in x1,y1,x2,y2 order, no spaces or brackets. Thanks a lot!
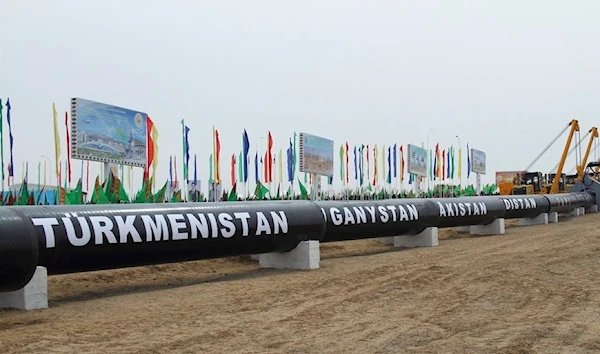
497,119,581,195
575,127,599,183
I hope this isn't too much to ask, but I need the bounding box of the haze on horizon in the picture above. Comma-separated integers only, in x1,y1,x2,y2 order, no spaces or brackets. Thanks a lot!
2,0,599,191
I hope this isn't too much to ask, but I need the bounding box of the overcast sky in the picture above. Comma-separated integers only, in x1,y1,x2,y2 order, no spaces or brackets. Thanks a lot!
2,0,600,193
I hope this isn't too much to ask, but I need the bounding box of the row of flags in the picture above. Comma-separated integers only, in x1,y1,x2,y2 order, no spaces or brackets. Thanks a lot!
1,98,483,201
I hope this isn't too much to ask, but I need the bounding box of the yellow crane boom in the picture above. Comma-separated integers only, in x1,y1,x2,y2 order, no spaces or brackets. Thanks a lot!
576,127,598,183
550,119,579,194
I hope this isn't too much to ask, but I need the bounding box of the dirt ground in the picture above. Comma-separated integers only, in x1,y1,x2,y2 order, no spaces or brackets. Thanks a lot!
2,215,600,354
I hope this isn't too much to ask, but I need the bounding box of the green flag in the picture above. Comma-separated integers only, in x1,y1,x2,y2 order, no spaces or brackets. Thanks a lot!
298,179,309,200
66,178,84,204
254,181,269,199
181,119,188,182
228,183,238,201
153,180,168,203
91,177,110,204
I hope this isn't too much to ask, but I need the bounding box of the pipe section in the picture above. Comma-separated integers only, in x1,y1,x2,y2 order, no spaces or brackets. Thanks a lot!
0,201,325,292
317,199,440,242
434,197,506,228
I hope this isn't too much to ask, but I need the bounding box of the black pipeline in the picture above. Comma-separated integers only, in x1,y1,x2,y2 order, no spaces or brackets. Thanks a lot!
434,197,505,228
0,192,595,293
316,199,439,242
0,201,326,292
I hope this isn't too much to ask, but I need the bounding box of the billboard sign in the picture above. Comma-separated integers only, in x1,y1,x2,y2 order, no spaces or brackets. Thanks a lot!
298,132,334,177
70,98,147,167
470,148,486,174
406,144,428,177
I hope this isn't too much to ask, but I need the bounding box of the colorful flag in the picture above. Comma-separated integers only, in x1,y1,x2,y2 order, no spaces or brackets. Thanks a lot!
181,120,190,182
467,143,471,179
64,111,72,185
169,156,173,186
442,149,446,180
400,145,405,181
213,127,221,184
145,116,156,179
292,132,297,179
381,145,386,185
373,144,378,186
6,99,13,180
345,142,349,184
230,153,236,185
392,144,397,178
242,130,250,182
193,154,198,186
266,132,273,183
353,145,358,181
359,145,364,186
387,146,391,184
286,139,293,182
366,144,370,181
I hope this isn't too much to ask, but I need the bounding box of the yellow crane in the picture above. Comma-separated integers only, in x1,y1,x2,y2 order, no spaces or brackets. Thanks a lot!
549,119,579,194
575,127,598,183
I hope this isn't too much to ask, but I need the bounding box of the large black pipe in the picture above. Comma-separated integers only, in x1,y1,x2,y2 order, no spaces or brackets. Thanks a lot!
316,199,440,242
546,193,593,214
498,195,551,219
0,201,325,292
434,197,505,227
1,192,596,293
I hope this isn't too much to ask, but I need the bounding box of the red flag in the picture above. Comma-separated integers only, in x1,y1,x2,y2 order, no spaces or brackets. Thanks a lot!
145,116,155,179
64,111,72,184
400,145,405,181
231,153,236,185
215,130,221,184
442,149,446,180
263,152,268,182
372,146,378,186
266,132,273,182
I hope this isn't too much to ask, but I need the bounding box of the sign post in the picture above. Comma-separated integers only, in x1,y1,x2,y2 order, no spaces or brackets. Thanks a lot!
470,148,487,195
407,144,428,197
298,132,334,201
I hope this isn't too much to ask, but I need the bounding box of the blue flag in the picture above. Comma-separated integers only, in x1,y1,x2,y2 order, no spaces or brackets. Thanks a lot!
386,146,391,183
184,126,190,182
6,99,13,178
467,143,471,179
193,154,197,186
242,130,250,182
393,144,397,178
169,156,173,186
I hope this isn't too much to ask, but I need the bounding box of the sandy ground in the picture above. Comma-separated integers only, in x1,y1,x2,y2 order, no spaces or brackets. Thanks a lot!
2,215,600,354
